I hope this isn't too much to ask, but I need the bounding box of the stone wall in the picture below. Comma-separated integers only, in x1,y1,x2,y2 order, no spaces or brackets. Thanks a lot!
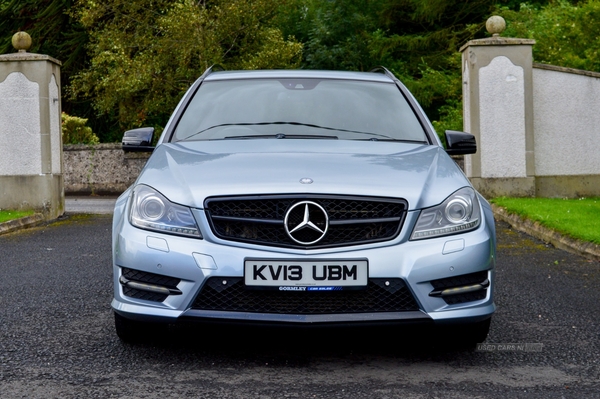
63,143,149,195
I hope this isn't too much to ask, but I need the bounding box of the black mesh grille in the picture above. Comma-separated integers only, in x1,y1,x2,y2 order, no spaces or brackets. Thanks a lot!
191,277,419,314
123,286,168,302
121,268,181,303
442,290,487,305
205,195,407,249
430,271,488,305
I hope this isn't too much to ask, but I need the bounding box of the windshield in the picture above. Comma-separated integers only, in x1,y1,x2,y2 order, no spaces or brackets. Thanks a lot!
173,78,428,142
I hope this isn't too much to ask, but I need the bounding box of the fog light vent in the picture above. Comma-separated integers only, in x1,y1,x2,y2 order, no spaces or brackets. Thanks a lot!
429,271,489,305
120,267,182,302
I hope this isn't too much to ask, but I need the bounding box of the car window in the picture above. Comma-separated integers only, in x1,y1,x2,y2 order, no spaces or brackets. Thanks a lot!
173,79,428,142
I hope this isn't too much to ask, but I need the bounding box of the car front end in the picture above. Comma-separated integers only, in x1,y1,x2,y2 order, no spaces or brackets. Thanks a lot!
111,69,496,344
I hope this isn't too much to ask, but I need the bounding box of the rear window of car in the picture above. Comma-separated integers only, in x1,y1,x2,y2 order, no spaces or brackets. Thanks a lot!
173,78,428,142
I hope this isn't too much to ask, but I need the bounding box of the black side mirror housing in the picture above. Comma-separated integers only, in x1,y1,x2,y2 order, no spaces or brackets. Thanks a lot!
122,127,155,152
445,130,477,155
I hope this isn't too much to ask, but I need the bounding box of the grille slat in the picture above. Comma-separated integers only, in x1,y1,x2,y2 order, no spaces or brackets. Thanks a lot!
192,277,419,314
205,195,407,249
430,271,488,290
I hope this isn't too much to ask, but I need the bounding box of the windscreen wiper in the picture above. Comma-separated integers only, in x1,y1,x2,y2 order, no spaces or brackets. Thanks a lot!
361,137,427,143
223,133,338,140
182,121,382,141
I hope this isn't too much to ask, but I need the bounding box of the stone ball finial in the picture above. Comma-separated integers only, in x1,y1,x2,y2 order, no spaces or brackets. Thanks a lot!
12,31,32,52
486,16,506,37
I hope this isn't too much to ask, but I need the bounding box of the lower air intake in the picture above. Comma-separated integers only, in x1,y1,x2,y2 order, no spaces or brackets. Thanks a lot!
192,277,419,314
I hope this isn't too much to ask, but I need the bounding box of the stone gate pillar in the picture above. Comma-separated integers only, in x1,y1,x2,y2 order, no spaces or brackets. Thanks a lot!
0,32,64,219
460,17,536,197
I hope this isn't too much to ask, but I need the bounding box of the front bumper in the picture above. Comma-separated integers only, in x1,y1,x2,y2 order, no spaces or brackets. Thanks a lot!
112,199,496,326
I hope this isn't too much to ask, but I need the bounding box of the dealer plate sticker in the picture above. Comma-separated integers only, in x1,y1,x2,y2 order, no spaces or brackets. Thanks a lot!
244,260,368,288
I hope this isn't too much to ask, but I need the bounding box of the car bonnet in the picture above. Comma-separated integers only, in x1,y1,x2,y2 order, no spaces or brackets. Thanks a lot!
135,140,471,211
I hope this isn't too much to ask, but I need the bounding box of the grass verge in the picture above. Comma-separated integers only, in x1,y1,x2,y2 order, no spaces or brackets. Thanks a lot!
0,210,36,223
490,197,600,245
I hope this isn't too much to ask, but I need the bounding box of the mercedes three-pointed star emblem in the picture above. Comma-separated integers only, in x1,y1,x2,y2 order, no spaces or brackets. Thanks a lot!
284,201,329,245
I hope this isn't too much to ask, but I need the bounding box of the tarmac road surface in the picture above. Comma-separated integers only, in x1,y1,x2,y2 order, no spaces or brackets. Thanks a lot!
0,215,599,398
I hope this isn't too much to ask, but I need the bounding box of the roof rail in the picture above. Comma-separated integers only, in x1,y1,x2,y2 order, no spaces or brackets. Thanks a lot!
201,64,225,78
369,66,397,80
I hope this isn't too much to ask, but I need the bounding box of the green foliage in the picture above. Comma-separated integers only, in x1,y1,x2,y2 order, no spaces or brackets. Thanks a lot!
70,0,303,133
277,0,498,133
498,0,600,72
0,0,98,138
68,0,498,138
281,0,492,72
431,100,464,142
0,0,87,72
491,196,600,245
61,112,99,145
404,58,464,142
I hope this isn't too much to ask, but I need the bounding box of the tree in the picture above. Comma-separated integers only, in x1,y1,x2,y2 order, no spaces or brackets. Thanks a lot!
0,0,87,70
70,0,303,137
9,0,586,142
0,0,90,127
498,0,600,72
277,0,499,136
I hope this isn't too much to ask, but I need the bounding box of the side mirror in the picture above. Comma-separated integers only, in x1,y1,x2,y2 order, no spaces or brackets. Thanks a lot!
445,130,476,155
122,127,155,152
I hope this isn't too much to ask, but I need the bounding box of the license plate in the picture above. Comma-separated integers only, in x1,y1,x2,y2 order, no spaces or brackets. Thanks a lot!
244,259,368,289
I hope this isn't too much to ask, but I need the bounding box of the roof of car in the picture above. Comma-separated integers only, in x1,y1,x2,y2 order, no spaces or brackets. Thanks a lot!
204,69,396,83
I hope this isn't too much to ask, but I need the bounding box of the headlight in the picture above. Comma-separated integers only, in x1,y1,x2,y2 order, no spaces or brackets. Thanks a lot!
411,187,481,240
130,185,202,238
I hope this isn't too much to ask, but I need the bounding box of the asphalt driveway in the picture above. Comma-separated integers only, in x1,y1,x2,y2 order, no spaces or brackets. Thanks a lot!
0,215,599,398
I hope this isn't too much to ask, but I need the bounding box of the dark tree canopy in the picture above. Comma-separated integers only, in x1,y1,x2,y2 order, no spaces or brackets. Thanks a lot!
0,0,94,133
0,0,87,80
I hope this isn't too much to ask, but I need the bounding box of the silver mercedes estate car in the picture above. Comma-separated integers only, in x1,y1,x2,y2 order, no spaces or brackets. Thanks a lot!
112,68,496,344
